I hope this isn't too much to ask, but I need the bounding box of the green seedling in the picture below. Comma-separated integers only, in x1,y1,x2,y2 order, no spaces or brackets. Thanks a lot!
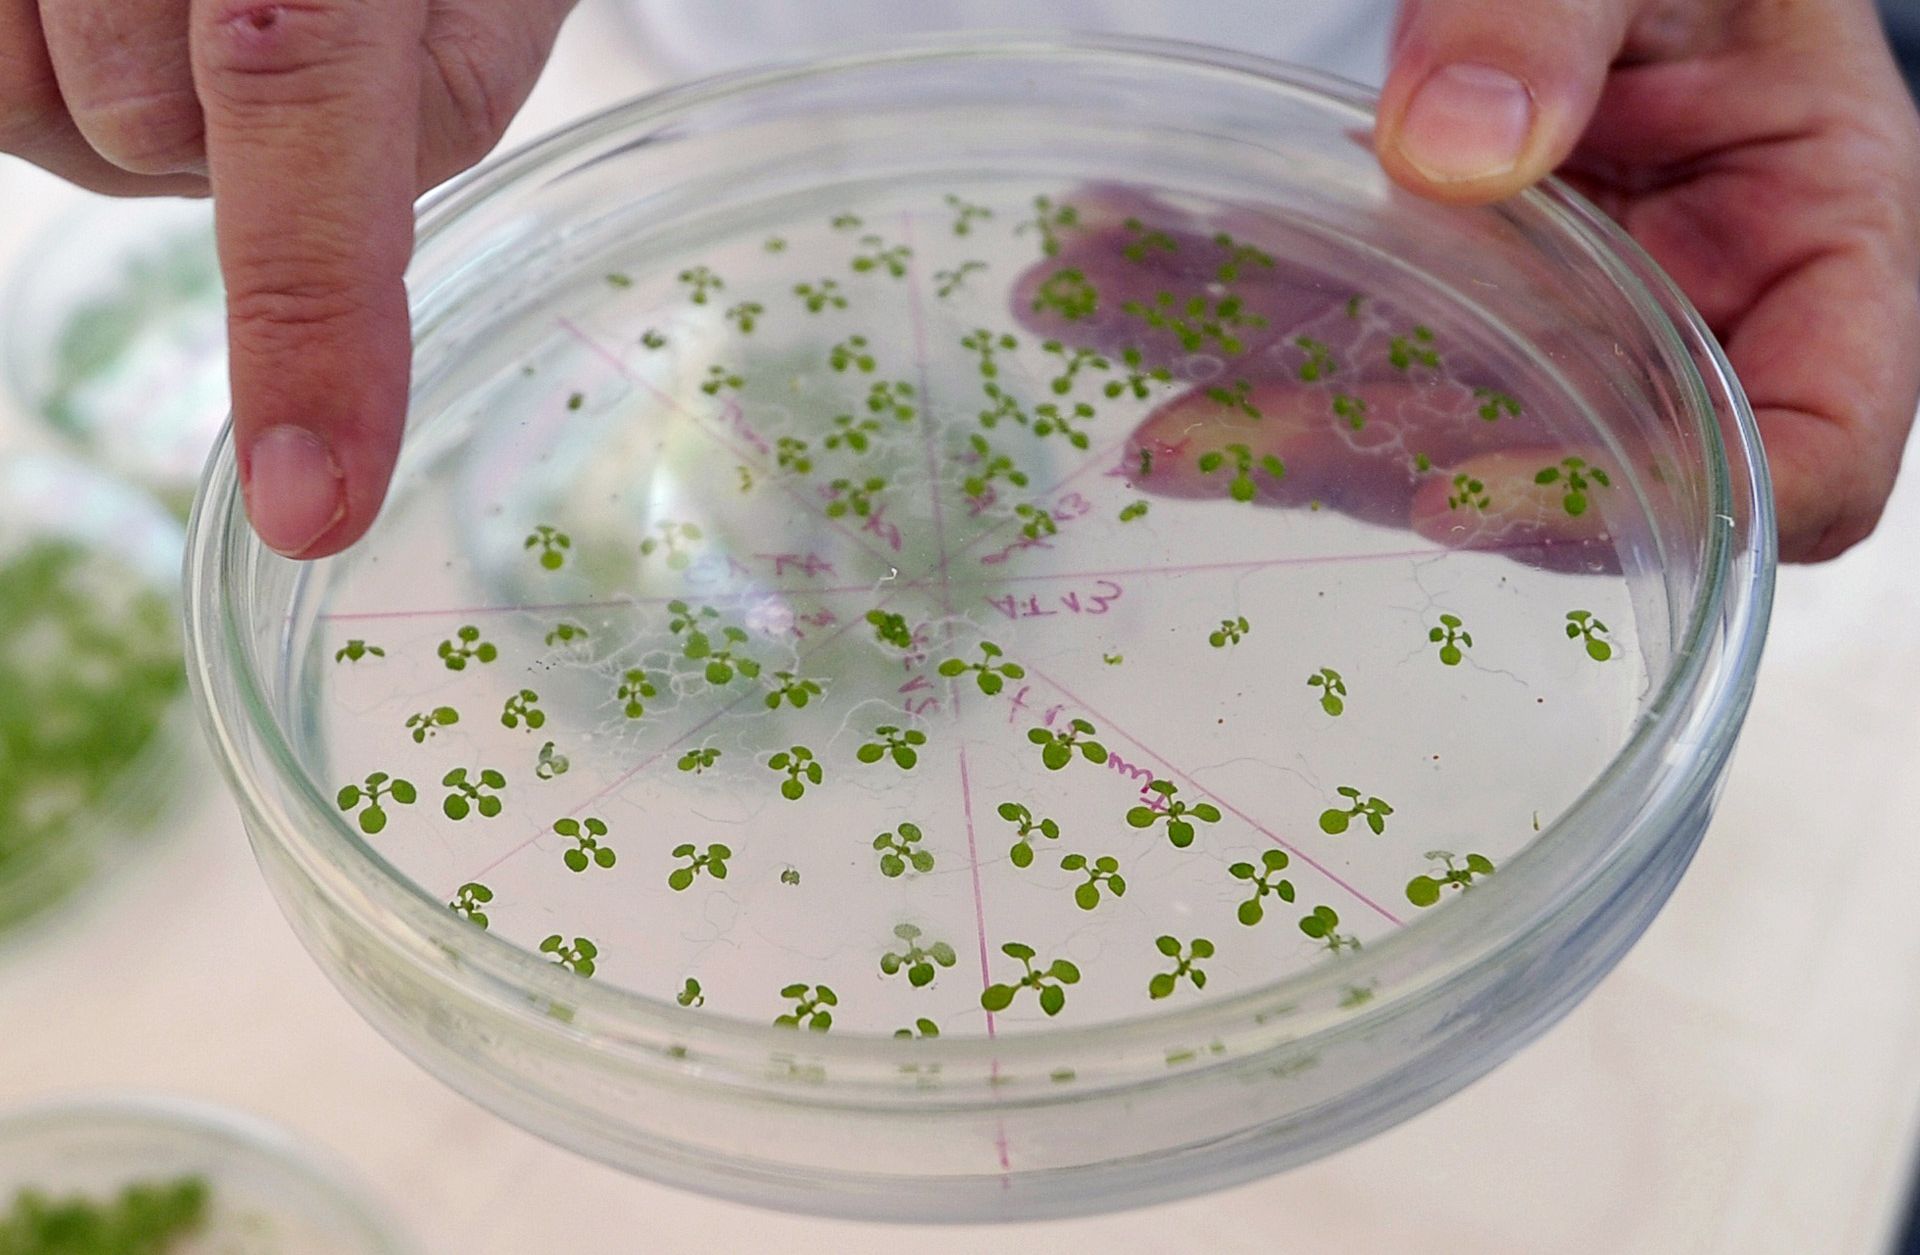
1213,231,1276,282
1028,719,1108,771
677,977,704,1007
701,363,744,396
1346,294,1366,318
1228,849,1296,925
1105,346,1173,399
1197,443,1286,503
1122,290,1267,355
1127,779,1221,848
1041,339,1111,394
1307,667,1347,716
677,264,723,304
1119,499,1149,522
937,640,1025,695
872,822,934,877
1473,386,1521,421
1299,905,1359,952
1033,401,1094,448
540,934,598,977
858,725,927,770
866,608,914,649
1449,473,1490,512
441,767,505,821
825,412,882,453
1534,456,1612,516
737,465,754,493
764,234,788,252
1208,616,1250,648
725,300,764,333
1413,452,1433,472
936,260,987,298
851,233,912,278
946,193,993,235
1017,195,1080,256
880,923,958,987
641,328,668,349
0,1175,213,1251
524,524,571,570
962,434,1030,498
336,772,416,835
1061,853,1126,910
826,476,887,519
1407,850,1496,907
1429,613,1473,666
556,816,615,872
545,621,588,647
668,842,732,890
764,670,824,709
831,212,863,230
829,333,875,373
978,383,1029,431
894,1018,940,1040
1122,216,1177,262
667,599,716,635
567,391,584,411
865,379,917,422
406,706,459,743
775,983,838,1031
793,278,847,312
678,747,721,773
536,741,570,780
684,624,759,685
606,272,632,288
1103,652,1124,665
437,625,497,671
1294,336,1337,381
449,882,492,928
334,639,384,663
1031,266,1098,321
981,942,1080,1017
617,669,659,719
1332,391,1367,430
1319,786,1393,835
1341,984,1376,1008
501,690,544,731
768,746,822,800
639,521,703,569
1565,610,1615,661
775,436,813,473
997,802,1059,868
1205,378,1262,420
960,328,1017,379
1149,935,1215,999
1388,324,1440,371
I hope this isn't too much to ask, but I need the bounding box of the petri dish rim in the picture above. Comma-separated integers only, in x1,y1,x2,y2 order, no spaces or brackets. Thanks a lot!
185,36,1774,1085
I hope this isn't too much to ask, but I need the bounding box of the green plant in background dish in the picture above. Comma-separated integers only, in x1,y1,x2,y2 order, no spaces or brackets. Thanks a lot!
0,1174,209,1255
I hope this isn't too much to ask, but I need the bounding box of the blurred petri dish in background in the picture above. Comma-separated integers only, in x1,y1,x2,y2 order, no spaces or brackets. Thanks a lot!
1,197,228,516
0,1094,413,1254
0,454,191,938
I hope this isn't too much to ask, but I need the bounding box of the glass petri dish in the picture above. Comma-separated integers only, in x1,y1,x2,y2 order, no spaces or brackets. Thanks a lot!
0,454,191,938
184,38,1774,1221
0,1094,412,1253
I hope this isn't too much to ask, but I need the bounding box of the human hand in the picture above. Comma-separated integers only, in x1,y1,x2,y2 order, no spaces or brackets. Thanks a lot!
2,0,575,556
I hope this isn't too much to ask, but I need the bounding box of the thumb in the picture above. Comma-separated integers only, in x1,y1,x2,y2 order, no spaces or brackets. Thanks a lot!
1376,0,1640,203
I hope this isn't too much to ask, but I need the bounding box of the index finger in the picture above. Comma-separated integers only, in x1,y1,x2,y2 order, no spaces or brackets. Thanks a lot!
191,0,428,558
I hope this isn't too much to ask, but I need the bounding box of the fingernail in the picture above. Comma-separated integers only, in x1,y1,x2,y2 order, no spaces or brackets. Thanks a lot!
245,425,345,557
1397,63,1533,183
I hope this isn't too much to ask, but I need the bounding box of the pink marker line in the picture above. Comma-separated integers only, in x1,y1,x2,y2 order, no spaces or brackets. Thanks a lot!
901,211,957,620
939,544,1453,591
935,427,1138,569
316,580,924,624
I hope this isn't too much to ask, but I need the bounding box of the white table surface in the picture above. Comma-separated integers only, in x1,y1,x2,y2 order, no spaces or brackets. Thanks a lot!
4,5,1920,1251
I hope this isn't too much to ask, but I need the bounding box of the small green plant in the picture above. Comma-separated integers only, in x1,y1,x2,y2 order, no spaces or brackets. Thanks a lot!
1299,905,1359,952
764,670,824,710
962,434,1029,498
567,391,584,411
0,1175,213,1251
1029,719,1108,770
1061,853,1126,910
441,767,506,821
1014,503,1057,541
1197,443,1286,503
775,983,838,1031
1430,613,1473,666
981,942,1080,1017
1388,324,1440,371
336,772,416,835
677,977,704,1007
775,436,813,473
545,621,588,648
1213,231,1276,282
866,608,914,649
606,271,632,288
946,193,993,235
1319,786,1393,835
989,802,1054,868
858,725,927,770
1032,400,1094,449
1118,499,1149,522
524,524,571,570
617,669,659,719
793,278,847,312
768,746,822,800
1307,667,1347,716
1534,456,1612,516
1018,194,1080,256
831,211,863,231
935,260,987,298
405,706,459,743
1448,473,1490,511
1346,293,1366,318
1332,391,1367,430
894,1018,940,1039
1208,616,1250,648
829,333,875,373
1104,652,1124,665
334,638,384,663
668,842,732,890
1122,290,1267,355
501,690,544,731
1229,849,1296,925
667,599,716,635
978,382,1029,430
678,746,721,773
1294,336,1337,381
639,520,703,569
960,327,1016,379
851,234,911,278
1105,346,1173,399
1205,377,1262,420
725,300,764,333
684,623,759,685
535,741,569,780
641,327,668,349
678,264,723,304
1127,779,1222,848
1473,386,1521,421
872,822,933,877
449,882,492,928
1413,452,1433,472
865,379,917,423
1565,610,1615,661
880,923,958,987
556,816,615,872
701,363,744,396
826,476,887,518
1407,850,1496,906
1031,266,1098,320
1149,935,1214,999
437,625,497,671
540,934,598,977
1041,339,1111,394
937,641,1025,695
1122,216,1177,262
764,234,788,252
824,411,882,453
